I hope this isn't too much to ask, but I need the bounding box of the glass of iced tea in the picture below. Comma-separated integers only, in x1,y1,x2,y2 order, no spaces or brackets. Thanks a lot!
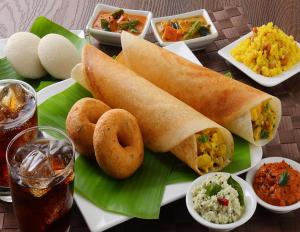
6,126,75,232
0,79,37,202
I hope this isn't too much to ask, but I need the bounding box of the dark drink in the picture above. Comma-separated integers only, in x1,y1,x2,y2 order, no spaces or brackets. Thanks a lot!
6,127,75,232
0,79,37,201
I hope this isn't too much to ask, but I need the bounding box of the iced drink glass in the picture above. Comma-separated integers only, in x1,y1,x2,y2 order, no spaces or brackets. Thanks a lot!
6,126,75,232
0,79,37,202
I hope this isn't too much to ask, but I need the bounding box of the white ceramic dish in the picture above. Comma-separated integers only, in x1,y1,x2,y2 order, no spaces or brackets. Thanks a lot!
151,9,218,50
218,32,300,87
186,172,257,231
32,42,262,232
86,4,152,46
246,157,300,213
0,36,263,231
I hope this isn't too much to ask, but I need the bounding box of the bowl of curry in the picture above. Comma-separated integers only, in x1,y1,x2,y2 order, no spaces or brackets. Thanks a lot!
246,157,300,213
86,4,152,46
151,9,218,50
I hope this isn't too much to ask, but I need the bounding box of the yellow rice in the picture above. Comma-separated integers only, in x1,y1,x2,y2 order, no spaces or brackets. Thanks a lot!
231,22,300,77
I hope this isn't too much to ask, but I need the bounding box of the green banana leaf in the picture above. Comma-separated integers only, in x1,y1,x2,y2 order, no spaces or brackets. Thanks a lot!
222,136,251,173
0,15,251,219
38,83,250,219
38,83,174,219
0,16,87,90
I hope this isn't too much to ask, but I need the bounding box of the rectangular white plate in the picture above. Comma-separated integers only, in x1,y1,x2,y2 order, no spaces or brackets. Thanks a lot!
218,32,300,87
150,9,218,51
0,33,262,232
38,42,261,232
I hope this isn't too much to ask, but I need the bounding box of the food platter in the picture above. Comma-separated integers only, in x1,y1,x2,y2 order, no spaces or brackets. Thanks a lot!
1,8,300,232
218,32,300,87
35,41,262,232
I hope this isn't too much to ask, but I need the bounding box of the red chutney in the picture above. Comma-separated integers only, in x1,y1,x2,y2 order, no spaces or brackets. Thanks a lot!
253,161,300,206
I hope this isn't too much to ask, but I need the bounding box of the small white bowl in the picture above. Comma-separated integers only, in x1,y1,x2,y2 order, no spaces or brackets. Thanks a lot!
218,32,300,87
246,157,300,213
86,4,152,46
186,172,257,231
151,9,218,51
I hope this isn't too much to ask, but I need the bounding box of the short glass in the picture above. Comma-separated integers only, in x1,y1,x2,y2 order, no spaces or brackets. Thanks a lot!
6,126,75,232
0,79,37,202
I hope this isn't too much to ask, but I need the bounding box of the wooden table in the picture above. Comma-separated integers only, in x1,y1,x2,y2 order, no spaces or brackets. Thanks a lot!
0,0,300,231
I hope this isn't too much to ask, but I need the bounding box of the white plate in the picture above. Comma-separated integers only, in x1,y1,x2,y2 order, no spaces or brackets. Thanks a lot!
246,157,300,214
86,4,152,46
33,41,262,232
151,9,218,51
218,32,300,87
186,172,257,231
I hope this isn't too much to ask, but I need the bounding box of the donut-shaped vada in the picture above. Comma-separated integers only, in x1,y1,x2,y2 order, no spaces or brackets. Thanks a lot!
66,97,110,158
93,109,144,179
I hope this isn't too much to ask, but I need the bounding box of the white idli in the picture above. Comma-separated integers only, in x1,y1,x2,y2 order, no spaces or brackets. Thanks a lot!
38,34,80,80
4,32,46,79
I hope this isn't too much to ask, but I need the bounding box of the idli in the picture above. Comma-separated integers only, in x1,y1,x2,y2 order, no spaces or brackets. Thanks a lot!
38,34,80,80
4,32,46,79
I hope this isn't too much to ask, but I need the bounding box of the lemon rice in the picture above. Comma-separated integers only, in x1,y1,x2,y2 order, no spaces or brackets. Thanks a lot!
231,22,300,77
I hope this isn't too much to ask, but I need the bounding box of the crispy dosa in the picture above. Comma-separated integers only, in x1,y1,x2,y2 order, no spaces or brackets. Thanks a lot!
71,44,234,175
119,32,281,146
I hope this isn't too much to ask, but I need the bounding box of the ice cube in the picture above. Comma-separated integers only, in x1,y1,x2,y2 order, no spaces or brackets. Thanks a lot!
14,143,40,164
49,139,72,155
14,139,73,197
0,83,27,120
19,150,54,178
48,139,73,170
19,149,54,190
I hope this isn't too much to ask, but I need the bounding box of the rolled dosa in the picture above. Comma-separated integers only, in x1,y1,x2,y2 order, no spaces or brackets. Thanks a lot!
119,32,282,146
71,44,234,175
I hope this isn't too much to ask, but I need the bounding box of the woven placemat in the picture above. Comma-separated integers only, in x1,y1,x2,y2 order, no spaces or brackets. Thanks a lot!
200,6,300,163
1,5,299,232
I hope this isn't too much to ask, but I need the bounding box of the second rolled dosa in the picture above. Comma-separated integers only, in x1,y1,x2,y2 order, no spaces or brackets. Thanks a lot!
71,44,234,175
119,32,282,146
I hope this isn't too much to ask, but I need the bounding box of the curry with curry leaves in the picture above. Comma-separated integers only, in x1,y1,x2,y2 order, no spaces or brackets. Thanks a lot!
156,15,211,42
93,9,147,35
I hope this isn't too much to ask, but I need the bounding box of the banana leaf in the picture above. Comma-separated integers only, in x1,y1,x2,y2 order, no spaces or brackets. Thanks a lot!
38,83,251,219
38,83,174,219
222,136,250,173
167,136,250,184
0,16,87,90
0,15,251,219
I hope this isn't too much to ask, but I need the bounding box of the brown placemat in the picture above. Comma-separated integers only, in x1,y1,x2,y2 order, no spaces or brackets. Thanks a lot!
1,5,300,232
200,6,300,163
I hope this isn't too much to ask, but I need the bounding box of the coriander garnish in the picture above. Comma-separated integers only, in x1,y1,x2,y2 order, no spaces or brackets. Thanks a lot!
198,134,209,143
278,170,289,186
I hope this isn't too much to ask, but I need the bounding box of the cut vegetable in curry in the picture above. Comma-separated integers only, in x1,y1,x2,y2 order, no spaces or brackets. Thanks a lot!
196,129,227,173
93,9,146,34
251,99,276,141
253,161,300,206
155,15,211,42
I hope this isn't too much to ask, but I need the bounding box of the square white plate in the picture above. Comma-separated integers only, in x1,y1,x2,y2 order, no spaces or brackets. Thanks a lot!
86,4,152,46
0,36,262,232
218,32,300,87
151,9,218,51
38,42,261,232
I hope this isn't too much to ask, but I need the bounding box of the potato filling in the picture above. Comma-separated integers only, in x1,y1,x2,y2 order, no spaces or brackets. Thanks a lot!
251,100,276,141
196,129,227,173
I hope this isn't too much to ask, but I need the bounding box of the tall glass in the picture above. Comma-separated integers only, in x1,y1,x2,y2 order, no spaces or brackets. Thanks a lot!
6,126,75,232
0,79,37,202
